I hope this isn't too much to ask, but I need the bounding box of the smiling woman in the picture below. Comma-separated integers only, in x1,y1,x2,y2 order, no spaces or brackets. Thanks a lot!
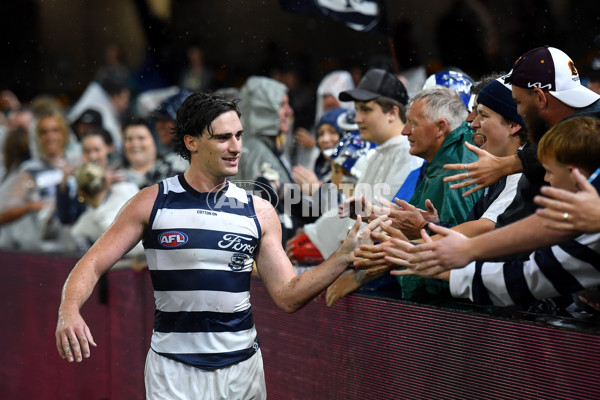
121,117,179,188
124,122,157,174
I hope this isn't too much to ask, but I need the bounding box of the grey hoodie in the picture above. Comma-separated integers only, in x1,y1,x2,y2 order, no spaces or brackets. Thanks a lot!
231,77,293,184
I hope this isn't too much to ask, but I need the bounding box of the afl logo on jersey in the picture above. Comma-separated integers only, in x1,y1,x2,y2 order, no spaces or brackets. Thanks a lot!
159,231,189,248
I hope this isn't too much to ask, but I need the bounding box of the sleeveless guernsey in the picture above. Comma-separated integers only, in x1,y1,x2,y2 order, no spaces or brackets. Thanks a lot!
143,175,262,370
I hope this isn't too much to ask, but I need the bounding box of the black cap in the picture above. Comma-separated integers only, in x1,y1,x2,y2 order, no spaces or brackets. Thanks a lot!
339,68,408,105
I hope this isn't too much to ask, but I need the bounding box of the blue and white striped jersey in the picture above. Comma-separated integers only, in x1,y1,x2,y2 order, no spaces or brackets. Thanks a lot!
144,175,262,370
450,173,600,307
450,233,600,306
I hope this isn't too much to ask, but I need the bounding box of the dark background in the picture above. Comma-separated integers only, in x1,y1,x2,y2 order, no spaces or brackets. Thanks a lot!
1,0,599,104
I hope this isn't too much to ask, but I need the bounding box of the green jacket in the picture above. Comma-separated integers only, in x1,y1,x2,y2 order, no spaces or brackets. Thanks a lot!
399,121,481,300
409,121,481,225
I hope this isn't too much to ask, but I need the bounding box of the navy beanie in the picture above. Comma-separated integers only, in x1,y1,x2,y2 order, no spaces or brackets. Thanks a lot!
317,108,347,132
477,78,525,127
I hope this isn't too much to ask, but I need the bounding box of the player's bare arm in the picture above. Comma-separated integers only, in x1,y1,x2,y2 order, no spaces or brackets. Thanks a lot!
55,185,158,362
252,195,378,313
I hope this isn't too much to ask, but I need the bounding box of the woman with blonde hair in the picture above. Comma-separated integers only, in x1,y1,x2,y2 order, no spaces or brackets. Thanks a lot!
0,112,76,251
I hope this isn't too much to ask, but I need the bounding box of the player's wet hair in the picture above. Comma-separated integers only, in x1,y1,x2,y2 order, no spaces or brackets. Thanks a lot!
174,92,241,161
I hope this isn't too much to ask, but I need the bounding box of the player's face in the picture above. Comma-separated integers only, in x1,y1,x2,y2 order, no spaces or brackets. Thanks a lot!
470,104,516,157
401,99,439,162
194,110,243,179
542,156,578,192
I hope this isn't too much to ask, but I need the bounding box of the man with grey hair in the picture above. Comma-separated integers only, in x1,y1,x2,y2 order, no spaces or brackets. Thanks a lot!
391,86,481,300
327,87,480,304
402,86,480,228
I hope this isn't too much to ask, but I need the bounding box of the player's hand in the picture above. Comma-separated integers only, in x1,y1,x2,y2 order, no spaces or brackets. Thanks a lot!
354,241,388,270
340,215,387,262
56,308,97,362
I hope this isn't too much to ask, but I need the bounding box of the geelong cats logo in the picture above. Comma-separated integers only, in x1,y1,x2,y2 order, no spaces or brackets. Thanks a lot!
229,253,251,271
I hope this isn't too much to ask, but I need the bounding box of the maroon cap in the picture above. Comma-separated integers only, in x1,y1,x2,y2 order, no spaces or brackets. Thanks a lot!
506,46,600,108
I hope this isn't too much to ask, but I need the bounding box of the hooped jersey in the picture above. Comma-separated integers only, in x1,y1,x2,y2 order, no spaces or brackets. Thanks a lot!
144,175,262,370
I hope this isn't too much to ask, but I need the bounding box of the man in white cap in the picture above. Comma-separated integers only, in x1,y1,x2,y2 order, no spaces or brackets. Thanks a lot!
448,46,600,227
507,46,600,143
398,46,600,271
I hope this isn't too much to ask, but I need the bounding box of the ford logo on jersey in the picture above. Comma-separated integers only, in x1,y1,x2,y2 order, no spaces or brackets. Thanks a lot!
159,231,189,247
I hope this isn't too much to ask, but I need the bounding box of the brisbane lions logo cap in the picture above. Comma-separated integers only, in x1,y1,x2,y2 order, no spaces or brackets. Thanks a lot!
506,46,600,108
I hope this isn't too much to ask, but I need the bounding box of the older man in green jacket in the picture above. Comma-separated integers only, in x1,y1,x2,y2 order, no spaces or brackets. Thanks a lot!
397,86,480,299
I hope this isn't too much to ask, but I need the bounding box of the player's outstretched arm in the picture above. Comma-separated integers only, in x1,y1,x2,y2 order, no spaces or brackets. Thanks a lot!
254,196,383,313
56,185,157,362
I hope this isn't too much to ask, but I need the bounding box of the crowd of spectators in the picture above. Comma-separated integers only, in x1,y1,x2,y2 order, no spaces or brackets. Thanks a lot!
2,39,600,321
